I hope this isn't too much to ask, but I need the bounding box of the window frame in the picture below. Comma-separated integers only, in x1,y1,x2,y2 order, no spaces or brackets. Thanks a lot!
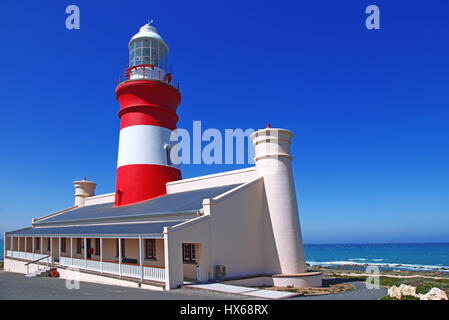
182,243,197,263
145,239,156,260
76,238,82,254
35,237,40,251
95,238,101,256
61,238,66,253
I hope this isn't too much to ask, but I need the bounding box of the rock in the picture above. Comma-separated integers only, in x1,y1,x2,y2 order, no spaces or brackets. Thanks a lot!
388,286,402,300
419,287,448,300
398,284,419,298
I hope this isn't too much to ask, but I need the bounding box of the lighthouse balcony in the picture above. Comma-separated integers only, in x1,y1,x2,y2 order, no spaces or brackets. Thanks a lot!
118,64,179,90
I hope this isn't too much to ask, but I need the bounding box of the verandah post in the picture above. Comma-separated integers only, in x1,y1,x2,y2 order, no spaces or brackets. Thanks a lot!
50,237,53,263
58,237,61,263
100,238,103,274
118,237,122,277
139,235,143,282
71,238,73,267
84,237,87,271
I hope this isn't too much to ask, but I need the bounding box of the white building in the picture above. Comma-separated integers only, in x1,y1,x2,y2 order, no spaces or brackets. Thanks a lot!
3,23,321,291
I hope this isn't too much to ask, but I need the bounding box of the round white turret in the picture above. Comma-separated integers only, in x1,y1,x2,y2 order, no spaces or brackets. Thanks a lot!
73,178,96,207
251,127,307,274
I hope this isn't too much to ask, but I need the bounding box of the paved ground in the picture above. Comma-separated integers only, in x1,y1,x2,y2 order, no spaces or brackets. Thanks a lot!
0,271,387,300
0,271,246,300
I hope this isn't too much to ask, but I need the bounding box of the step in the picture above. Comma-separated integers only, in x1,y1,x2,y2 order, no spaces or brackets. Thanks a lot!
25,267,51,278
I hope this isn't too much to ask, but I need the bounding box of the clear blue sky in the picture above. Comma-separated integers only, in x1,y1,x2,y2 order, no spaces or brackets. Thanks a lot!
0,0,448,243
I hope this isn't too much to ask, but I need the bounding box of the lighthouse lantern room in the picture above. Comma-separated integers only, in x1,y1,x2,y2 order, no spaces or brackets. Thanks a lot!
115,22,182,206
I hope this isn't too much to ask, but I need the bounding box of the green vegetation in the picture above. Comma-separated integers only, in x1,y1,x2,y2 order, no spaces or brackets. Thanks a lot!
0,261,3,270
377,276,449,295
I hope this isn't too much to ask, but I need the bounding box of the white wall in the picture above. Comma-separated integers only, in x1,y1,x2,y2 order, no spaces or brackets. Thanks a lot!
164,177,282,289
166,167,257,194
164,216,212,290
84,193,115,206
208,178,277,278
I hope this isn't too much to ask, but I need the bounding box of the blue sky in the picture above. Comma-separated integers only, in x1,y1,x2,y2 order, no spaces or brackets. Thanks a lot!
0,0,448,243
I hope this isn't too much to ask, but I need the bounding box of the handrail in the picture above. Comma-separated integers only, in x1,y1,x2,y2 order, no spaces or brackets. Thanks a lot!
25,255,51,266
25,254,51,275
118,64,180,90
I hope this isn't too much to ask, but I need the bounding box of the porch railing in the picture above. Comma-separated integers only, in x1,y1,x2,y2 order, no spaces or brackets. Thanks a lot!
7,250,164,282
6,250,53,264
58,256,164,282
144,265,165,281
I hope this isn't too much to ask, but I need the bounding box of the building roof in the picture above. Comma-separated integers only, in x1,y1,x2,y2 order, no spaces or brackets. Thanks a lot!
34,184,240,226
129,22,168,50
6,220,183,238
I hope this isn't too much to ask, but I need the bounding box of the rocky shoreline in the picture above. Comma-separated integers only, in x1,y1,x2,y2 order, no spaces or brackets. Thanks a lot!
308,263,449,277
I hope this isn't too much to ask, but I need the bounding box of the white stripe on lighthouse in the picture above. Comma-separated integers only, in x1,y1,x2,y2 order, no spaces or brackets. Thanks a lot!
117,125,179,169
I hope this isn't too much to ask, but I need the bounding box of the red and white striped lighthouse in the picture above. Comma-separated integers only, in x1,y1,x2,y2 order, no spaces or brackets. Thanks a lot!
115,22,181,206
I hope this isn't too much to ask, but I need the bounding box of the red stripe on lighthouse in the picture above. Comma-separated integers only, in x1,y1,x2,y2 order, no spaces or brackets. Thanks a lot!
119,105,178,131
115,164,181,206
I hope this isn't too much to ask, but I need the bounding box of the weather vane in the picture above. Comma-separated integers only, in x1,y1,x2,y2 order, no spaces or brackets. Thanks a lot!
148,19,154,26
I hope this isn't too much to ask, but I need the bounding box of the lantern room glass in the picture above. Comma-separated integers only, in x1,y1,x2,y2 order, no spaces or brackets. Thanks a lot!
129,38,167,71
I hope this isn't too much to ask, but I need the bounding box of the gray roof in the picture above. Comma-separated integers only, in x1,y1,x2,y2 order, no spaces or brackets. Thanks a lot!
34,184,240,225
6,220,184,238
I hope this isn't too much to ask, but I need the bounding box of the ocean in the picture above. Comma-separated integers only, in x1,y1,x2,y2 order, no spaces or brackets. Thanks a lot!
304,243,449,273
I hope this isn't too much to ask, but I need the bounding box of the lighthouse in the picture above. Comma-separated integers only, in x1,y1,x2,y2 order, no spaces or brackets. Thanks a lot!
115,22,182,206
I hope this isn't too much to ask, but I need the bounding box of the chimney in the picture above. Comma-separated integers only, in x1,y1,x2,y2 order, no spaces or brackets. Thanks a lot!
73,178,96,207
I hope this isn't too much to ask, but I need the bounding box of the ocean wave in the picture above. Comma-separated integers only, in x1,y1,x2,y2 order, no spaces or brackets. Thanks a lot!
306,260,449,272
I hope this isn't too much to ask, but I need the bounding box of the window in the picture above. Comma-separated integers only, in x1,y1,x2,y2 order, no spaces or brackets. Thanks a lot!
182,243,196,262
47,238,51,251
95,239,100,256
116,239,125,257
145,239,156,259
35,237,40,251
61,238,66,253
76,238,82,254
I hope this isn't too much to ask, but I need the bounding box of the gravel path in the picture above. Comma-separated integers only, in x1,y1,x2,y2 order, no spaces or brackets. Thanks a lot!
289,281,387,300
